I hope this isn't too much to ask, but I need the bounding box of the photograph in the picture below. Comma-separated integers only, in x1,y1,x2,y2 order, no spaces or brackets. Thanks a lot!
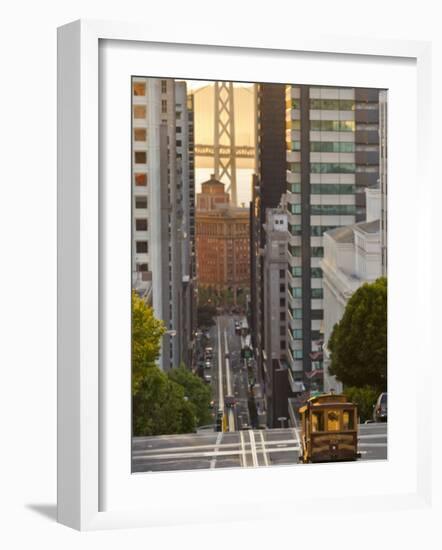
131,78,388,473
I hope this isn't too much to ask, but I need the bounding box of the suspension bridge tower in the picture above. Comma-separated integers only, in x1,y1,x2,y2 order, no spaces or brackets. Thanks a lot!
214,81,238,205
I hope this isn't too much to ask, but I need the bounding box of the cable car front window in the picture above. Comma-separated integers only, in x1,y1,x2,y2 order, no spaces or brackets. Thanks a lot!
311,411,324,432
342,409,354,430
327,410,340,431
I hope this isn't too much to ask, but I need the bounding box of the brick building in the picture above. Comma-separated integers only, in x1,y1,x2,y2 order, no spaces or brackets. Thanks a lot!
196,176,250,295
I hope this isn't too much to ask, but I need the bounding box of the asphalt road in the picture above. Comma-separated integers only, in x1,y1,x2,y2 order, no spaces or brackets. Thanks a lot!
132,314,388,473
132,423,387,472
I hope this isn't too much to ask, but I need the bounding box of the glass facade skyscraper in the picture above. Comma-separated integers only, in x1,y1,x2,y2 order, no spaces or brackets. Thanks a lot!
285,85,382,392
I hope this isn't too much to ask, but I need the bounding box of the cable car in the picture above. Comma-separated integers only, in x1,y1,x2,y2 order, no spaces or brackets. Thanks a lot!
298,393,360,463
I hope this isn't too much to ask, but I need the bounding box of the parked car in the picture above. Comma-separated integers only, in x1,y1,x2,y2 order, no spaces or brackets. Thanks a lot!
373,392,388,422
203,372,212,383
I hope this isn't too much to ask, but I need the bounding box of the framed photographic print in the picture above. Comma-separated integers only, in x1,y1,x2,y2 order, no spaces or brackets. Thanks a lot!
57,19,433,531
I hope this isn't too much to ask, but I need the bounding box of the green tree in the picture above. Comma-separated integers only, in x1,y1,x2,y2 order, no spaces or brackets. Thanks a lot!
328,277,387,392
168,365,212,426
133,369,196,436
131,292,197,436
132,291,166,395
343,386,378,423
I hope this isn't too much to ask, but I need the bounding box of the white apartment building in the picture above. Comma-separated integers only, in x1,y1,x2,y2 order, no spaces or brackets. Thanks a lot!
321,189,383,392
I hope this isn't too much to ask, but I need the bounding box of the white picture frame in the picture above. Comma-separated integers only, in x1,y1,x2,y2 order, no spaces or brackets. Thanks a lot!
57,19,433,531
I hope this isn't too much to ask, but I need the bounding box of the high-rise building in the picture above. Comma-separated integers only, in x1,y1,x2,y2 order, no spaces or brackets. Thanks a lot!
284,85,383,391
262,208,290,427
131,77,185,371
175,81,197,368
250,83,287,380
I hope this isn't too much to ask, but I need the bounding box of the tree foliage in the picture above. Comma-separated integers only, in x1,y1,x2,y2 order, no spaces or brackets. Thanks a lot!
132,292,198,436
328,277,387,392
343,386,378,423
168,365,212,426
133,369,196,436
132,291,166,395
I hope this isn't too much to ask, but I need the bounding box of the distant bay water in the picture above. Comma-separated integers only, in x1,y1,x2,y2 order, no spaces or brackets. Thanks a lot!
195,168,255,207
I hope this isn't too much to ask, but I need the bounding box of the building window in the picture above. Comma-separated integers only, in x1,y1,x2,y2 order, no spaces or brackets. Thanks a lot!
135,151,147,164
311,288,323,299
311,247,324,258
134,128,147,141
280,312,286,321
134,173,147,186
311,184,355,195
288,203,301,215
291,266,302,277
136,241,148,253
311,310,324,320
291,287,302,298
135,196,148,209
295,308,303,319
280,326,286,336
279,283,285,293
310,99,355,111
133,82,146,96
280,340,286,350
293,329,303,339
289,245,301,257
310,163,355,174
294,349,303,359
176,140,182,147
136,263,148,272
310,205,356,216
133,105,146,119
310,141,355,153
161,80,167,93
287,162,301,173
279,269,285,279
161,100,167,113
135,219,148,231
310,120,355,132
289,223,301,236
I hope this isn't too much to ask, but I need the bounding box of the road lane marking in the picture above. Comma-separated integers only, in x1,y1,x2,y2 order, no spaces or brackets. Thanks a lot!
210,432,223,469
293,428,301,449
133,437,300,455
217,318,224,419
133,447,302,461
239,430,247,467
249,430,259,467
259,430,269,467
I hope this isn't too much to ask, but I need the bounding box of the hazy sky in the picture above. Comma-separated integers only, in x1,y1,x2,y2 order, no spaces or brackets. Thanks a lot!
184,80,254,91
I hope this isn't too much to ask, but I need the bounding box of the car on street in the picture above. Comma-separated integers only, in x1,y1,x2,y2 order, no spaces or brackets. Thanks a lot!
203,372,212,383
224,395,236,408
204,361,212,369
373,392,388,422
215,409,223,432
